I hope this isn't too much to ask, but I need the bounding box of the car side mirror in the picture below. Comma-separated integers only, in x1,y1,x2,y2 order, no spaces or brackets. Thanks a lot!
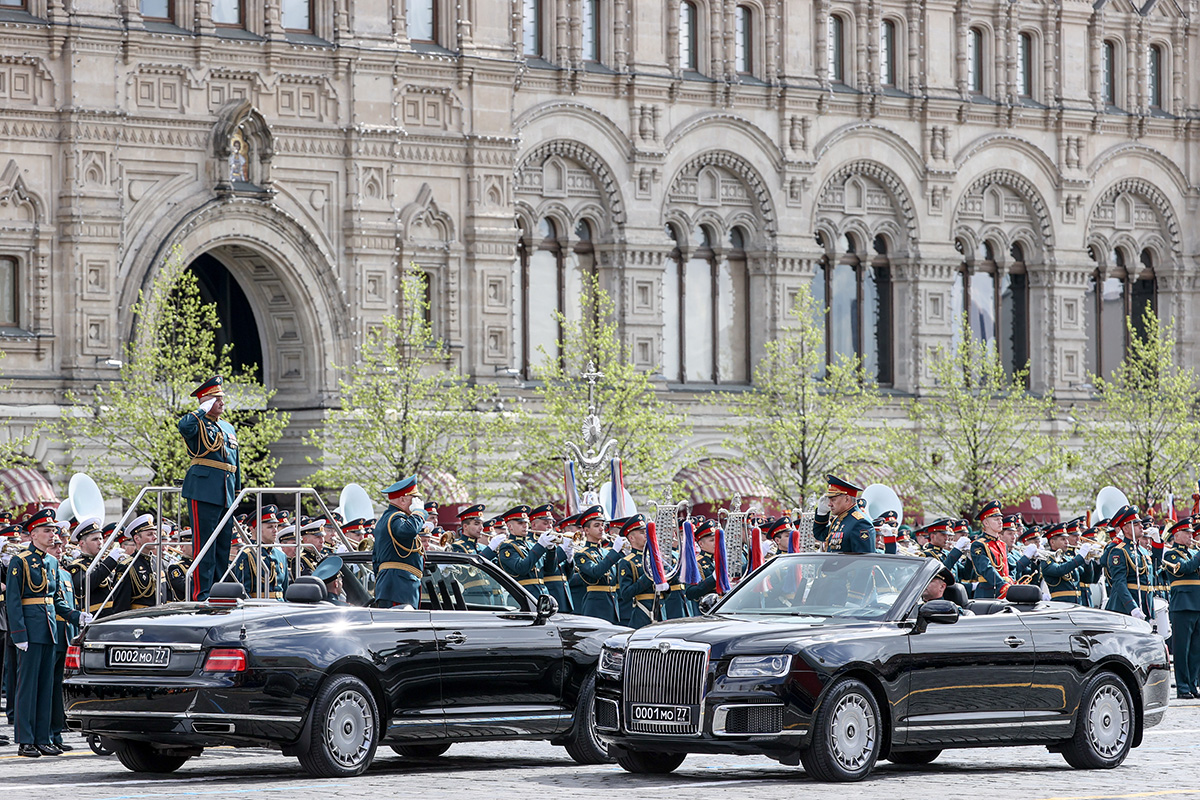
698,593,721,616
534,594,558,624
917,600,960,626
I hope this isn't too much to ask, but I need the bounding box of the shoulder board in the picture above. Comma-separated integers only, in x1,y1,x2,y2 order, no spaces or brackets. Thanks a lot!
119,555,133,565
851,510,865,520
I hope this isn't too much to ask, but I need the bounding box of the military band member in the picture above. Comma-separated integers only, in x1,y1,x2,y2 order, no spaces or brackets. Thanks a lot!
763,517,792,559
616,515,666,628
1104,505,1152,620
110,514,168,612
918,518,972,577
1039,523,1092,603
166,530,193,602
1162,518,1200,699
531,504,574,613
448,504,504,605
6,509,88,757
1012,520,1040,583
233,509,288,599
496,505,555,597
338,518,370,552
684,520,719,615
813,475,875,553
571,506,625,623
372,475,428,609
970,501,1011,599
65,517,121,616
447,504,487,555
299,519,327,575
178,375,241,601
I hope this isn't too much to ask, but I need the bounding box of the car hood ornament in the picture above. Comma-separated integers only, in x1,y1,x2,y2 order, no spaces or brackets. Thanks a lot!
133,628,143,639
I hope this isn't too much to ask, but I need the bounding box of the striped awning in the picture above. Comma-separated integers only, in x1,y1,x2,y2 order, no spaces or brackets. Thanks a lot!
0,467,60,512
675,459,772,505
418,468,469,505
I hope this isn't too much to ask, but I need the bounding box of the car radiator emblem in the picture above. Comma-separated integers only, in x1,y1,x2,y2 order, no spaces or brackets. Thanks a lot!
657,641,671,653
133,629,143,639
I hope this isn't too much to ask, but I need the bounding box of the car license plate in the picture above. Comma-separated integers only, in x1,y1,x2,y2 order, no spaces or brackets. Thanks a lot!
106,646,171,668
630,703,691,725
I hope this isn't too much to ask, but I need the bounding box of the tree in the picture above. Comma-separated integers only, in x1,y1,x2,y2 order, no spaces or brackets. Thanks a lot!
304,269,510,500
62,246,289,505
886,318,1068,520
1075,309,1200,510
516,274,693,505
0,349,44,470
717,285,883,508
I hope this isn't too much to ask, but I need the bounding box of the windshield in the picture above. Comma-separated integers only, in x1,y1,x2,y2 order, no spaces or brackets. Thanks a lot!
716,555,926,619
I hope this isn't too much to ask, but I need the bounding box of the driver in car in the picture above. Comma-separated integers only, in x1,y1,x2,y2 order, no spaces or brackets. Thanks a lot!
922,565,970,614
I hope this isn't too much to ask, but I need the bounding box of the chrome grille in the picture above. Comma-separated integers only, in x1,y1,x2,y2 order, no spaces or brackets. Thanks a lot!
594,698,619,731
724,705,784,734
623,644,708,735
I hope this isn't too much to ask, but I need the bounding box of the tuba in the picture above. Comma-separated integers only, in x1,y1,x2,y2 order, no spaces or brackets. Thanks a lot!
1094,486,1129,523
862,484,903,530
60,472,106,526
340,483,376,523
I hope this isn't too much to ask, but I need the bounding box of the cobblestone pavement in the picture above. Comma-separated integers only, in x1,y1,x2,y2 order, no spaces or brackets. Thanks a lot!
5,699,1199,800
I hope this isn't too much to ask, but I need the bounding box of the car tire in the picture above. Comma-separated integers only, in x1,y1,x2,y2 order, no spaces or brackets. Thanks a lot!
297,674,380,778
87,734,115,756
390,743,451,758
615,749,687,774
564,671,612,765
1061,670,1134,770
113,740,192,773
801,678,881,782
886,749,941,765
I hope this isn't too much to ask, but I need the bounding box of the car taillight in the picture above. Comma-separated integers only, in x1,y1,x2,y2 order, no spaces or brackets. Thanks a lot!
203,648,247,672
65,645,82,671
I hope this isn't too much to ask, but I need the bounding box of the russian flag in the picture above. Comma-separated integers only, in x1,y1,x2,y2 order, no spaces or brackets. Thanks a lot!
644,521,668,586
677,520,703,585
713,526,732,595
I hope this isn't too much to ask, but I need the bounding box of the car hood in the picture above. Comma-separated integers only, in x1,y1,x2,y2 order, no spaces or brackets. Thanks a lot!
617,614,894,658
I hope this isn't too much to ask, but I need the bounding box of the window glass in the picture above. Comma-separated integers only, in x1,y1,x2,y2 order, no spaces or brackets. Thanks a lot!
424,562,523,611
812,258,828,379
141,0,171,20
513,238,526,370
999,272,1028,375
1102,41,1116,105
1084,272,1099,375
564,220,591,326
408,0,434,40
1148,46,1163,108
0,0,27,7
0,257,16,327
880,20,896,86
212,0,241,25
717,253,748,383
527,220,560,370
830,260,856,362
581,0,599,61
680,2,698,71
1098,276,1125,379
968,27,984,93
684,236,713,382
735,6,751,74
663,241,682,382
1018,33,1032,97
523,0,540,56
828,15,844,82
968,270,996,347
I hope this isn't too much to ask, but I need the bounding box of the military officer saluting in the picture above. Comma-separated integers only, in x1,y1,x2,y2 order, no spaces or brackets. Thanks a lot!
813,475,875,553
571,505,626,623
6,508,89,757
970,501,1012,599
372,475,429,609
496,505,556,597
1162,517,1200,699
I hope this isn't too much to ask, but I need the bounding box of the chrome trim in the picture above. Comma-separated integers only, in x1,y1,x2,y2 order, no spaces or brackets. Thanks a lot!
711,703,787,737
83,641,203,651
623,639,710,737
67,710,303,723
897,719,1067,733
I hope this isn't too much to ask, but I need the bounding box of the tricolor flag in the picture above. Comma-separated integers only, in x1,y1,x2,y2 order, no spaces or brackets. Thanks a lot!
713,526,732,595
677,520,703,585
644,521,669,587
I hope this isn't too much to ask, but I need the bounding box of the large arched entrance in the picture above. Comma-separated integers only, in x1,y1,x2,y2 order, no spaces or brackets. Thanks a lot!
188,252,265,382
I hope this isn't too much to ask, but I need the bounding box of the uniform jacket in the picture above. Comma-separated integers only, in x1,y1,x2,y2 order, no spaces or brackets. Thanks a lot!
497,537,549,596
814,508,875,553
6,547,81,645
372,506,425,603
1104,540,1151,616
1161,543,1200,613
1040,550,1086,601
178,410,241,506
970,534,1011,598
54,564,79,652
616,550,655,628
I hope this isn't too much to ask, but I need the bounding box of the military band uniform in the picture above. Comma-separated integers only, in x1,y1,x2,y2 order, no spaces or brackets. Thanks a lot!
109,551,162,613
50,561,77,749
541,545,574,613
232,547,288,599
617,549,656,628
166,556,192,603
572,542,623,623
497,535,549,597
660,579,690,619
66,550,121,616
1104,539,1152,618
970,534,1011,599
6,545,81,749
1040,550,1087,603
372,505,425,609
1162,541,1200,697
446,536,503,606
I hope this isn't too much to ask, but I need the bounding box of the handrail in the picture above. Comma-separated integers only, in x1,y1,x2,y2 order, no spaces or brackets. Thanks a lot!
83,486,181,616
90,538,178,618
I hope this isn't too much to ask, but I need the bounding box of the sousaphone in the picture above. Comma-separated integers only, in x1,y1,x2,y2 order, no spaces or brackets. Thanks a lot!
340,483,375,523
60,472,106,525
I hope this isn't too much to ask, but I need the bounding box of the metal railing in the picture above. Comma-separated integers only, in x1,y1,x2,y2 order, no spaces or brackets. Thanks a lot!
83,486,181,615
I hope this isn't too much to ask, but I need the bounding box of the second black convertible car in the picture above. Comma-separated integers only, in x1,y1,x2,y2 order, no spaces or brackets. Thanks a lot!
65,552,620,776
596,553,1170,781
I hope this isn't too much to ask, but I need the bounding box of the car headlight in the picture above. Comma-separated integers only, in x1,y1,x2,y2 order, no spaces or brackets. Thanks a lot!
727,655,792,678
598,646,625,678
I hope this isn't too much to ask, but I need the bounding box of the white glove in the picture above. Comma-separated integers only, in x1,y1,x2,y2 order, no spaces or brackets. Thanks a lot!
199,398,216,415
1023,544,1038,559
1148,527,1161,543
1078,542,1093,559
1041,589,1051,601
816,496,831,516
1131,607,1146,620
536,531,556,549
761,540,773,558
79,612,95,626
654,581,670,592
0,553,10,567
15,641,28,652
487,533,507,552
954,536,970,551
609,535,627,555
559,541,574,559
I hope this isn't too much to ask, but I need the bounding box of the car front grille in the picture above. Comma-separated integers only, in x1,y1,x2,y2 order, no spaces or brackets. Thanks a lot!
723,705,784,734
623,644,708,735
594,697,619,731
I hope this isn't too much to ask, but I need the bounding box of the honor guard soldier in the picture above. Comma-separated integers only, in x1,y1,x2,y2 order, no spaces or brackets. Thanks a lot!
616,515,667,628
1104,505,1152,620
496,505,554,597
684,520,720,614
233,507,288,599
1162,517,1200,699
531,504,574,613
1039,523,1093,602
571,506,625,623
970,501,1012,599
6,509,89,757
813,475,875,553
372,476,429,609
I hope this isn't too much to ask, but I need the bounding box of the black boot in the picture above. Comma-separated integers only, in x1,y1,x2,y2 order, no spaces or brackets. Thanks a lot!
17,744,40,757
35,743,62,756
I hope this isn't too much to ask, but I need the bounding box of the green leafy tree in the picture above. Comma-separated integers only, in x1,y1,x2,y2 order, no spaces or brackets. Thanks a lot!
886,318,1068,520
717,285,883,508
304,269,510,500
1075,309,1200,510
517,274,693,505
62,246,289,505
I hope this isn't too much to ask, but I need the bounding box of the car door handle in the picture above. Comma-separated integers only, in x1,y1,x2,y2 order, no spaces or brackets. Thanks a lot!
443,632,467,646
1004,636,1026,648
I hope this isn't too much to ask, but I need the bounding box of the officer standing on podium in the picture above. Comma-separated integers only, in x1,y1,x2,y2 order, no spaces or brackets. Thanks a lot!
178,375,241,601
372,475,428,608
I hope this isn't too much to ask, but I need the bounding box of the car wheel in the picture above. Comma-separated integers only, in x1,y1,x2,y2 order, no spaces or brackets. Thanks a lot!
87,734,115,756
390,743,451,758
564,671,612,765
1062,671,1133,770
801,678,881,782
113,740,192,773
297,674,380,778
615,749,686,774
886,749,941,765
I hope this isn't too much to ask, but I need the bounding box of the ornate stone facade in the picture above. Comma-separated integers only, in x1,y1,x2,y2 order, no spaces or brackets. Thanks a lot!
0,0,1196,482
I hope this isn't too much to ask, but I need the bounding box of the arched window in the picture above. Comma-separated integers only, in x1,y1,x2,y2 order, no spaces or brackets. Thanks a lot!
407,0,435,42
1132,248,1157,341
680,1,699,72
1101,40,1117,106
880,19,897,87
523,0,542,57
828,14,846,83
684,225,715,383
735,5,753,75
517,217,564,375
814,232,893,384
967,27,985,94
1000,242,1029,378
718,227,750,383
1017,32,1034,98
1148,44,1164,110
1083,246,1156,379
581,0,600,62
564,219,598,326
0,256,17,328
952,238,1028,375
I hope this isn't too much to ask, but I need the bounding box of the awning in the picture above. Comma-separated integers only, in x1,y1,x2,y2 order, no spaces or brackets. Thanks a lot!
0,467,60,512
675,459,773,506
1001,493,1061,525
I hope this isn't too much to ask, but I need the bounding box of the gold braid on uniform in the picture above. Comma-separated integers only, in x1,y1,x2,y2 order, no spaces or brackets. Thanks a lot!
186,412,226,460
20,553,49,594
389,515,424,557
131,560,155,601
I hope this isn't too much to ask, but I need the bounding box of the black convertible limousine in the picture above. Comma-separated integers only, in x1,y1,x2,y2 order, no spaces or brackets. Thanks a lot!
596,553,1170,782
64,551,620,777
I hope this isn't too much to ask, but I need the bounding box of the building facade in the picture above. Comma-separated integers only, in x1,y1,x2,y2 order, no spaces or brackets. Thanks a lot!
0,0,1196,486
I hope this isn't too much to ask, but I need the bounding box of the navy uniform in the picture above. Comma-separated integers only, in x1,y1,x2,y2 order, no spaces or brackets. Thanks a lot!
178,375,241,601
1162,518,1200,699
616,516,659,628
372,476,428,609
813,475,875,553
6,509,84,756
531,505,574,613
1039,524,1088,602
571,506,624,623
1104,505,1152,618
969,501,1012,599
496,505,551,597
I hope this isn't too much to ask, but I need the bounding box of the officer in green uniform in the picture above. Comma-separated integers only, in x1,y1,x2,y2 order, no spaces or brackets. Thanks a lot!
684,519,719,615
1104,505,1152,620
813,475,875,553
372,475,429,608
970,501,1012,599
1162,517,1200,699
531,504,574,613
1039,523,1093,603
6,509,88,757
616,515,666,628
233,507,287,599
447,505,504,605
571,506,625,623
497,505,556,597
917,519,972,579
